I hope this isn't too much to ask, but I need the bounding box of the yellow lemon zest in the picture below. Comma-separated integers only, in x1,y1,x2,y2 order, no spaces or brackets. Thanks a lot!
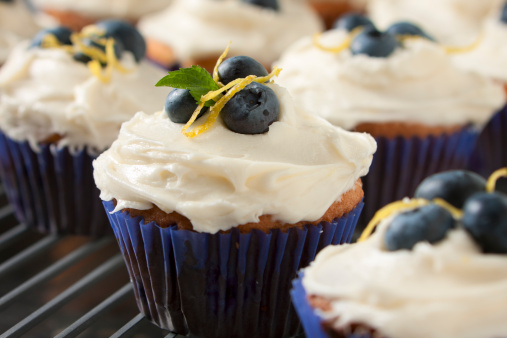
81,25,106,38
313,26,362,54
71,33,108,63
88,60,111,83
358,199,429,242
432,198,463,219
486,168,507,192
444,32,483,54
87,38,133,84
41,34,62,49
105,38,131,74
182,76,256,138
212,41,232,87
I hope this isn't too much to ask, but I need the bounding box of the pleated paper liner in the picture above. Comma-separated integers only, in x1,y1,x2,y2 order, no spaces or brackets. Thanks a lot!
469,106,507,177
103,199,363,338
0,131,110,236
357,126,478,237
291,272,375,338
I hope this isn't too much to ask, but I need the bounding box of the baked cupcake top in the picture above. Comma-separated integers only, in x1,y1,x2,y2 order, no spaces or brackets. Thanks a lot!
275,20,505,130
368,0,497,45
302,169,507,338
137,0,323,66
0,21,167,151
0,0,40,63
31,0,173,20
93,52,376,233
453,3,507,82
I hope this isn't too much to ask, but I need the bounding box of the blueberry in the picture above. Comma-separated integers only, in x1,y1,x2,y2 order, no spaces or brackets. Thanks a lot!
218,56,269,85
350,27,399,57
415,170,487,208
221,82,279,135
30,27,73,48
463,192,507,254
95,20,145,62
385,204,456,251
165,89,208,124
500,2,507,24
386,21,434,40
333,13,375,32
241,0,278,10
73,38,124,66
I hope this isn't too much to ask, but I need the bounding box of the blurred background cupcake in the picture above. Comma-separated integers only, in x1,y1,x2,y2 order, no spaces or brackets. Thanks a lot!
275,17,505,233
138,0,324,71
0,0,40,65
0,21,168,236
292,169,507,338
308,0,368,29
30,0,173,31
94,55,376,337
453,2,507,177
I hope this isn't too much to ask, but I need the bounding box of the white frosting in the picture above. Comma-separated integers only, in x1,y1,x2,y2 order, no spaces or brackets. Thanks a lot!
31,0,173,20
0,43,168,151
275,33,505,130
368,0,500,45
93,84,376,233
453,18,507,83
303,218,507,338
0,1,40,64
138,0,324,66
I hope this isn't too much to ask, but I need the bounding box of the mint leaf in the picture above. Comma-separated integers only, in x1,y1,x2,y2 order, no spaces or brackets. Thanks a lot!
156,65,220,106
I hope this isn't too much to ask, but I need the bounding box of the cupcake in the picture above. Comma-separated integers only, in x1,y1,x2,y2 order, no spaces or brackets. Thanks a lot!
0,0,40,65
137,0,323,71
31,0,173,31
93,52,376,336
309,0,368,30
292,169,507,338
453,2,507,177
0,21,168,236
367,0,497,45
275,19,505,230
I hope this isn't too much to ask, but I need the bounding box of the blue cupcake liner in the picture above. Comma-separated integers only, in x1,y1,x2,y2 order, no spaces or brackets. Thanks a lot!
469,106,507,177
359,126,478,232
103,199,364,337
291,272,375,338
0,131,110,236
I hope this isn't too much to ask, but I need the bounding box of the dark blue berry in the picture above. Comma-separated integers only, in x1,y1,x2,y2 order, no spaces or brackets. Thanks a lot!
30,27,73,48
0,0,14,3
350,27,399,57
333,13,375,32
165,89,208,124
385,204,456,251
500,2,507,23
386,21,434,40
241,0,278,10
73,38,124,66
415,170,487,208
221,82,279,135
95,20,145,62
218,56,269,85
463,192,507,254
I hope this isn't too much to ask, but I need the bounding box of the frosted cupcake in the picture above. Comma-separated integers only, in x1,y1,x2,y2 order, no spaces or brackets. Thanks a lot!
453,3,507,177
0,0,40,65
137,0,323,71
31,0,173,31
292,169,507,338
0,21,168,236
367,0,497,45
94,52,376,336
275,20,505,228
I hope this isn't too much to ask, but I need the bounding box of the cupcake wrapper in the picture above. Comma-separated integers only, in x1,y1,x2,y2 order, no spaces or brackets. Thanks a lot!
0,132,110,236
469,106,507,176
359,126,478,231
291,272,374,338
103,199,363,338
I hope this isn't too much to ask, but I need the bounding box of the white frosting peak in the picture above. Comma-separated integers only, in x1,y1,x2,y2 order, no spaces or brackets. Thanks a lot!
138,0,323,66
303,218,507,338
275,33,505,130
0,43,168,151
93,84,376,233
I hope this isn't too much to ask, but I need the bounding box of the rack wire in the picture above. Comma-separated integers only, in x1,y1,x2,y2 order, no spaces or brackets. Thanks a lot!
0,187,179,338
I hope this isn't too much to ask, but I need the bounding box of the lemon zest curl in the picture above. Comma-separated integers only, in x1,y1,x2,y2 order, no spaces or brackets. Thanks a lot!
487,168,507,193
313,26,363,54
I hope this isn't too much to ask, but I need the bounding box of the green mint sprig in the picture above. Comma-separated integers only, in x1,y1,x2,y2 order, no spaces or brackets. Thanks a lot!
155,66,220,107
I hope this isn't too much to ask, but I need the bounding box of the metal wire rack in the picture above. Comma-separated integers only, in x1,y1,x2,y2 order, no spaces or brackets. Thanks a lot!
0,186,180,338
